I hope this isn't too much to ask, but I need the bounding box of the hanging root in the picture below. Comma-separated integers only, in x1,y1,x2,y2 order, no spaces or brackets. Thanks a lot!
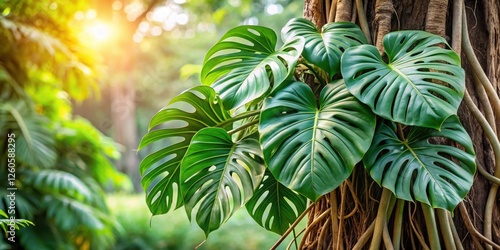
355,0,372,44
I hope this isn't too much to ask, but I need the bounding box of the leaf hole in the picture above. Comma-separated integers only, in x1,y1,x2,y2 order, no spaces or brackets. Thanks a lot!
373,88,384,110
210,58,244,72
158,120,190,130
150,190,162,204
168,101,196,114
284,197,299,216
399,37,406,44
428,137,449,146
353,68,377,80
345,35,364,44
190,90,207,99
247,28,262,36
410,51,423,57
183,169,207,184
224,185,236,210
406,38,427,53
252,190,269,214
142,152,177,176
171,182,179,208
224,36,255,47
322,135,332,147
265,204,274,226
208,49,242,60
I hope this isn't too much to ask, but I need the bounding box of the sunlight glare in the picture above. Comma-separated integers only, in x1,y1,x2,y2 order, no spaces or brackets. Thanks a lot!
85,21,113,43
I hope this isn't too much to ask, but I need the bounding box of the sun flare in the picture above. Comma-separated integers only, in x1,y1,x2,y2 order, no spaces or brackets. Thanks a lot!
84,21,114,43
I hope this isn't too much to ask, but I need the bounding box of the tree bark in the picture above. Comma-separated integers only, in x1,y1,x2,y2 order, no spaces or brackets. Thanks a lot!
301,0,500,248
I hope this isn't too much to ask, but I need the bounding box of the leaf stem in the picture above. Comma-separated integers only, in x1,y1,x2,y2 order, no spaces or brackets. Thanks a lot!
448,211,465,250
300,61,327,85
369,188,393,250
218,110,261,128
227,119,259,135
396,123,405,141
391,199,405,250
436,209,457,250
352,220,375,250
421,203,440,249
270,202,314,250
383,223,394,250
330,190,342,250
355,0,372,44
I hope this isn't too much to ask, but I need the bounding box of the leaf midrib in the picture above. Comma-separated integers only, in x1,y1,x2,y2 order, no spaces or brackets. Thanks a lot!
310,110,320,195
402,140,446,202
208,140,237,233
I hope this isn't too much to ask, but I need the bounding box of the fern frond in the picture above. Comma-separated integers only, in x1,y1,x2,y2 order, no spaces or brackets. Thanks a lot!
24,169,92,201
0,101,57,168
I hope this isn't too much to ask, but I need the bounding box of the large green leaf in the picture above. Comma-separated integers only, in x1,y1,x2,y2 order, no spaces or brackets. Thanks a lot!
282,18,366,78
246,169,307,235
201,25,304,109
363,116,475,211
25,170,92,201
341,31,465,129
180,127,265,236
259,81,376,200
0,102,57,168
138,86,231,215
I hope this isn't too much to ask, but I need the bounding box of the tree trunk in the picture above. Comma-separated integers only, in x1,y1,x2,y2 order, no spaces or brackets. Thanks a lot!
301,0,500,248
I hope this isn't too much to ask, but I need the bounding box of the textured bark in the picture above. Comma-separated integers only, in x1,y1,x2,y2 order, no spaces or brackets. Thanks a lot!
425,0,449,38
304,0,327,28
484,0,500,132
373,0,393,53
301,0,500,249
335,0,353,22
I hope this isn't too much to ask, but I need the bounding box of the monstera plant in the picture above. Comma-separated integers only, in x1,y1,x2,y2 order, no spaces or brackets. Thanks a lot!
138,17,475,240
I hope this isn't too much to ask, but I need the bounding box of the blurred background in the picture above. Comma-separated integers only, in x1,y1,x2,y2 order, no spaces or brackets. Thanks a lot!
0,0,304,249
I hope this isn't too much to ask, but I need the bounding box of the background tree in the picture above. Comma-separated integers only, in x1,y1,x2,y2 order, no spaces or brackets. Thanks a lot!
0,1,129,248
74,0,302,191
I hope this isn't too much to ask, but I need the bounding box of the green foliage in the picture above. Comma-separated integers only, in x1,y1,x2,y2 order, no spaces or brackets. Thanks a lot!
246,170,307,235
0,208,34,233
138,86,231,215
181,127,265,236
260,81,375,200
364,116,475,210
282,18,366,78
341,31,465,129
109,194,302,250
201,25,304,109
0,0,128,248
139,17,475,239
0,102,57,168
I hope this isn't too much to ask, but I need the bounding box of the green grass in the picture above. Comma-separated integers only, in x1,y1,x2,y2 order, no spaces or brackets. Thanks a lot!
107,194,305,250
